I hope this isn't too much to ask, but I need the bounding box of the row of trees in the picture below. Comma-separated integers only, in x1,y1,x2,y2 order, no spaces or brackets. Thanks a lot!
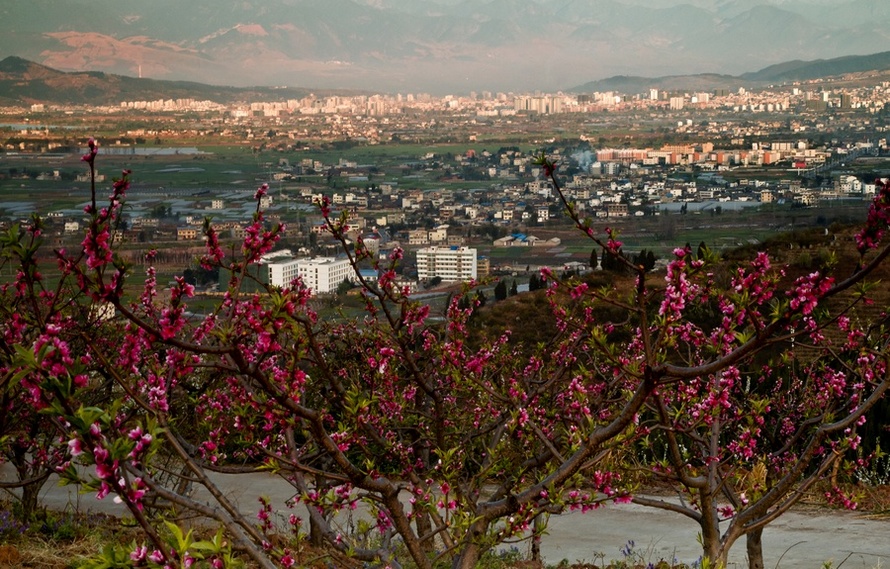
492,279,518,301
594,247,659,273
1,144,889,569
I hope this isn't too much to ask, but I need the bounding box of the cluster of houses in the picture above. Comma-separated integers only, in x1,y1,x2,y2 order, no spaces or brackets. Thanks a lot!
19,138,887,295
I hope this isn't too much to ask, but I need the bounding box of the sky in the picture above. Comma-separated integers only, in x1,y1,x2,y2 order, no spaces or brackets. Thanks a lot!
1,0,888,93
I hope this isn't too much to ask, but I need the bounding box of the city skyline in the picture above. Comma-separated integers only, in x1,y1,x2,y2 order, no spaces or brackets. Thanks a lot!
0,0,888,94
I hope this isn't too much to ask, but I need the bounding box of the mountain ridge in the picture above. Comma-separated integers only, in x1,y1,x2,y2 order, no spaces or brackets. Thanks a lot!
0,56,359,106
569,51,890,94
2,51,890,106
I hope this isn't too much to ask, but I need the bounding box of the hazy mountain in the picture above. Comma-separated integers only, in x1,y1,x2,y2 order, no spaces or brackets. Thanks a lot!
0,0,887,93
570,73,743,95
0,56,320,105
570,51,890,93
741,51,890,82
4,50,888,106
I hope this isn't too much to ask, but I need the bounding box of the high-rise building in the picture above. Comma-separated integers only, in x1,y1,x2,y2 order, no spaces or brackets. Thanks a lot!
416,246,477,282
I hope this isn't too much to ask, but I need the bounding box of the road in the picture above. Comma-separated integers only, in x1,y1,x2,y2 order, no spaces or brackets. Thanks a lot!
3,466,888,568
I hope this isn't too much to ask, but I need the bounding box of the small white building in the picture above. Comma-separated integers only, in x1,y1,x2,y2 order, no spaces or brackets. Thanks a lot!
428,224,449,243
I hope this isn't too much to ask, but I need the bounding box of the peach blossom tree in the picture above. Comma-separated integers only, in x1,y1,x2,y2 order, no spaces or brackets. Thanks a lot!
544,159,890,569
631,241,889,569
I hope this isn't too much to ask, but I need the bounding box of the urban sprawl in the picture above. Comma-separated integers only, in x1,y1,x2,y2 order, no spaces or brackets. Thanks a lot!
4,76,890,295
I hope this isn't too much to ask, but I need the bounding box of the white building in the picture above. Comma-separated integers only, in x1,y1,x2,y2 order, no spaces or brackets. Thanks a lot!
265,258,302,288
416,246,477,283
263,255,355,294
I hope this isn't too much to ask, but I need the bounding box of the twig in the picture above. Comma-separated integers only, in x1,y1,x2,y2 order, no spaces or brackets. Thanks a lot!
773,540,806,569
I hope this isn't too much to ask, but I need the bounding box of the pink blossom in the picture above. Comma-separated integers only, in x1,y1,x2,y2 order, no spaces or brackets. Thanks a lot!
96,482,111,500
81,138,98,164
255,183,269,200
130,545,147,562
67,438,83,456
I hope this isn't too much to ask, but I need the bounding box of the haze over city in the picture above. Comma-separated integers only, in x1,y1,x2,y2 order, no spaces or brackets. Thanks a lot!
1,0,889,94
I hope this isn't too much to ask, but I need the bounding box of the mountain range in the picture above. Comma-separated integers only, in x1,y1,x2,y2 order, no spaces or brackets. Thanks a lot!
0,56,353,107
0,0,889,94
3,50,890,106
570,51,890,93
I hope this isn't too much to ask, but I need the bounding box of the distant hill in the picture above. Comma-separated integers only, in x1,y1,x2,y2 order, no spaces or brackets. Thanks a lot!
4,48,890,107
570,51,890,95
0,56,327,105
570,73,746,95
740,51,890,82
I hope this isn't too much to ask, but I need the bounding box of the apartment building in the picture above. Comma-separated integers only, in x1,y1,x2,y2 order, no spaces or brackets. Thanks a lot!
416,246,477,283
264,255,354,294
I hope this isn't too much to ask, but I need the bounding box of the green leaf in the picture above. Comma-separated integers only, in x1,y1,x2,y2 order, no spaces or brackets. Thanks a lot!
164,520,194,552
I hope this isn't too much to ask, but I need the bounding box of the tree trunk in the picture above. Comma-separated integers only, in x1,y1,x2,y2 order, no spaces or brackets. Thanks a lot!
309,472,330,548
746,528,765,569
699,494,723,567
452,542,481,569
309,515,325,547
11,440,48,520
703,540,722,568
414,503,434,554
18,476,47,520
530,513,543,561
452,521,486,569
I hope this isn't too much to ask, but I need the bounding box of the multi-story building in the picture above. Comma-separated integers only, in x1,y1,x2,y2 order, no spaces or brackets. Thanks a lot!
263,255,355,294
177,227,199,241
605,203,629,217
428,224,449,243
416,246,477,283
408,229,430,246
265,257,303,288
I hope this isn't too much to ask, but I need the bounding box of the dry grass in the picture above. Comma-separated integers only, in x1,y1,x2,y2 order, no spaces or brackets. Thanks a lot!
858,484,890,519
0,503,143,569
15,535,107,569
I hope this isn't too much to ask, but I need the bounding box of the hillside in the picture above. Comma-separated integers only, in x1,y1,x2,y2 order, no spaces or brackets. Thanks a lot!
570,73,748,95
0,56,329,105
570,51,890,95
742,51,890,82
4,48,890,106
